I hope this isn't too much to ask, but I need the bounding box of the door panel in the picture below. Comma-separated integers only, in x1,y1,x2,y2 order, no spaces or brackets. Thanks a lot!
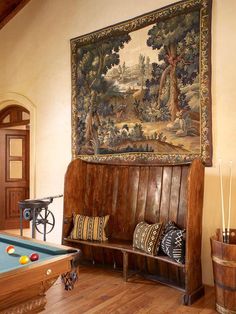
0,129,29,230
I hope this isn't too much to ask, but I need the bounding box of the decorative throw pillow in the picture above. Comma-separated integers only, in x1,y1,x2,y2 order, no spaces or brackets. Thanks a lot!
161,221,186,264
163,220,178,234
133,221,163,255
70,214,109,241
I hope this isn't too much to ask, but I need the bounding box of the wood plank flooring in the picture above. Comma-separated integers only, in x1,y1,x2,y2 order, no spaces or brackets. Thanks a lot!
43,266,217,314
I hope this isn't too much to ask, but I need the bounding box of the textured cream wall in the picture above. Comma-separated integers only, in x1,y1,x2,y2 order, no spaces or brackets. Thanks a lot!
0,0,235,285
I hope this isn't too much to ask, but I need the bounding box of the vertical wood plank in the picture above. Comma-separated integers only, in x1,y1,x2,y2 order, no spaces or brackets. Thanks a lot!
115,166,129,240
84,163,95,215
134,166,149,271
223,253,236,311
144,166,163,276
86,164,105,263
159,166,172,222
103,165,119,266
166,166,182,288
135,167,149,225
112,166,129,267
178,166,189,229
126,166,140,238
92,164,105,216
145,167,162,223
169,166,182,223
111,167,119,219
154,166,172,281
126,166,141,269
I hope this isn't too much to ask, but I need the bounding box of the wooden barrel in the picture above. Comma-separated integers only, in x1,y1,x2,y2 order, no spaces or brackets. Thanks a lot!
211,230,236,314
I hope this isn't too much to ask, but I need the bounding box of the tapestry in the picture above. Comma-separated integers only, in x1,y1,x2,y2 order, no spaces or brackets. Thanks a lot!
71,0,212,165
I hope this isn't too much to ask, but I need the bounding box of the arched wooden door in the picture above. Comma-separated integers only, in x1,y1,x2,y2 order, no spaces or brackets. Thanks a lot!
0,105,30,230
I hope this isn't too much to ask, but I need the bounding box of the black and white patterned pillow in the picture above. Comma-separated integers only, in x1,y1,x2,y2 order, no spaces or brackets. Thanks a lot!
161,222,186,264
163,220,178,234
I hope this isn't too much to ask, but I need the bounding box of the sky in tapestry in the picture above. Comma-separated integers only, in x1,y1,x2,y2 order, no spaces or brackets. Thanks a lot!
76,10,200,155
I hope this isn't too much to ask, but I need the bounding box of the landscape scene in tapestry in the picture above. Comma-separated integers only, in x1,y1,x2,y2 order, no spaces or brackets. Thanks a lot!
75,11,200,155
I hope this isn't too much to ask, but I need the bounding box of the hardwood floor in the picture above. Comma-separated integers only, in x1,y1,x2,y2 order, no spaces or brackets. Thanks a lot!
43,266,217,314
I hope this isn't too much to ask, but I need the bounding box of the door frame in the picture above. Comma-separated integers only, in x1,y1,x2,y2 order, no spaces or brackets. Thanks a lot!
0,128,30,229
0,93,36,199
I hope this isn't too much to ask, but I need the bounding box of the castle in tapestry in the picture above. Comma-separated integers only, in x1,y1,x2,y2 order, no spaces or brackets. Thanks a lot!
74,10,201,156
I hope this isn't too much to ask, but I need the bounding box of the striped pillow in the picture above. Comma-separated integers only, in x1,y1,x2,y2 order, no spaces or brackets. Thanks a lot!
70,214,109,241
133,221,163,255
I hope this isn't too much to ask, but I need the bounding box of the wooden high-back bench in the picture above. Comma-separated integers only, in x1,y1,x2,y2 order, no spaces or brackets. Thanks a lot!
62,158,205,305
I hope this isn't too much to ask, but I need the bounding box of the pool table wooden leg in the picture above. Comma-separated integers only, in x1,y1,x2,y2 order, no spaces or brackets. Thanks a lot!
0,278,57,314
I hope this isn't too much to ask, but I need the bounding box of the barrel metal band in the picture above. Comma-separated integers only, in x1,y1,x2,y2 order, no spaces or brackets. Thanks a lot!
216,303,236,314
212,255,236,267
214,280,236,292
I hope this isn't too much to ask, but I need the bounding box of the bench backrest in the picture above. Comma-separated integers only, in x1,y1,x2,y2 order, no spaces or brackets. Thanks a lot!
63,158,204,244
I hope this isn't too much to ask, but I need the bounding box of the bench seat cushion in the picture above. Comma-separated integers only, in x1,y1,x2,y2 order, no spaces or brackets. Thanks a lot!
133,221,163,255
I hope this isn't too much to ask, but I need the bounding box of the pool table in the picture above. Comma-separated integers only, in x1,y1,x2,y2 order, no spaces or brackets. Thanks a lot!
0,232,81,313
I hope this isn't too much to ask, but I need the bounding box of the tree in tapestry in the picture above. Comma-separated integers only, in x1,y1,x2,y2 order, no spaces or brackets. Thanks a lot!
75,10,200,156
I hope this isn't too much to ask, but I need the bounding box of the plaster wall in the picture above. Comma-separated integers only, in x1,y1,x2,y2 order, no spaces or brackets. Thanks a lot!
0,0,235,285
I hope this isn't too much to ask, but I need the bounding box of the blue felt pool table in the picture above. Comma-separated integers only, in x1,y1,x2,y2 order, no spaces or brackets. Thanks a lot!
0,232,81,313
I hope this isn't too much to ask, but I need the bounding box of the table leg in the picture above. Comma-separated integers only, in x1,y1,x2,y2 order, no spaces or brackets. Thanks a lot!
20,208,23,237
32,208,36,238
43,206,48,241
123,251,129,282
